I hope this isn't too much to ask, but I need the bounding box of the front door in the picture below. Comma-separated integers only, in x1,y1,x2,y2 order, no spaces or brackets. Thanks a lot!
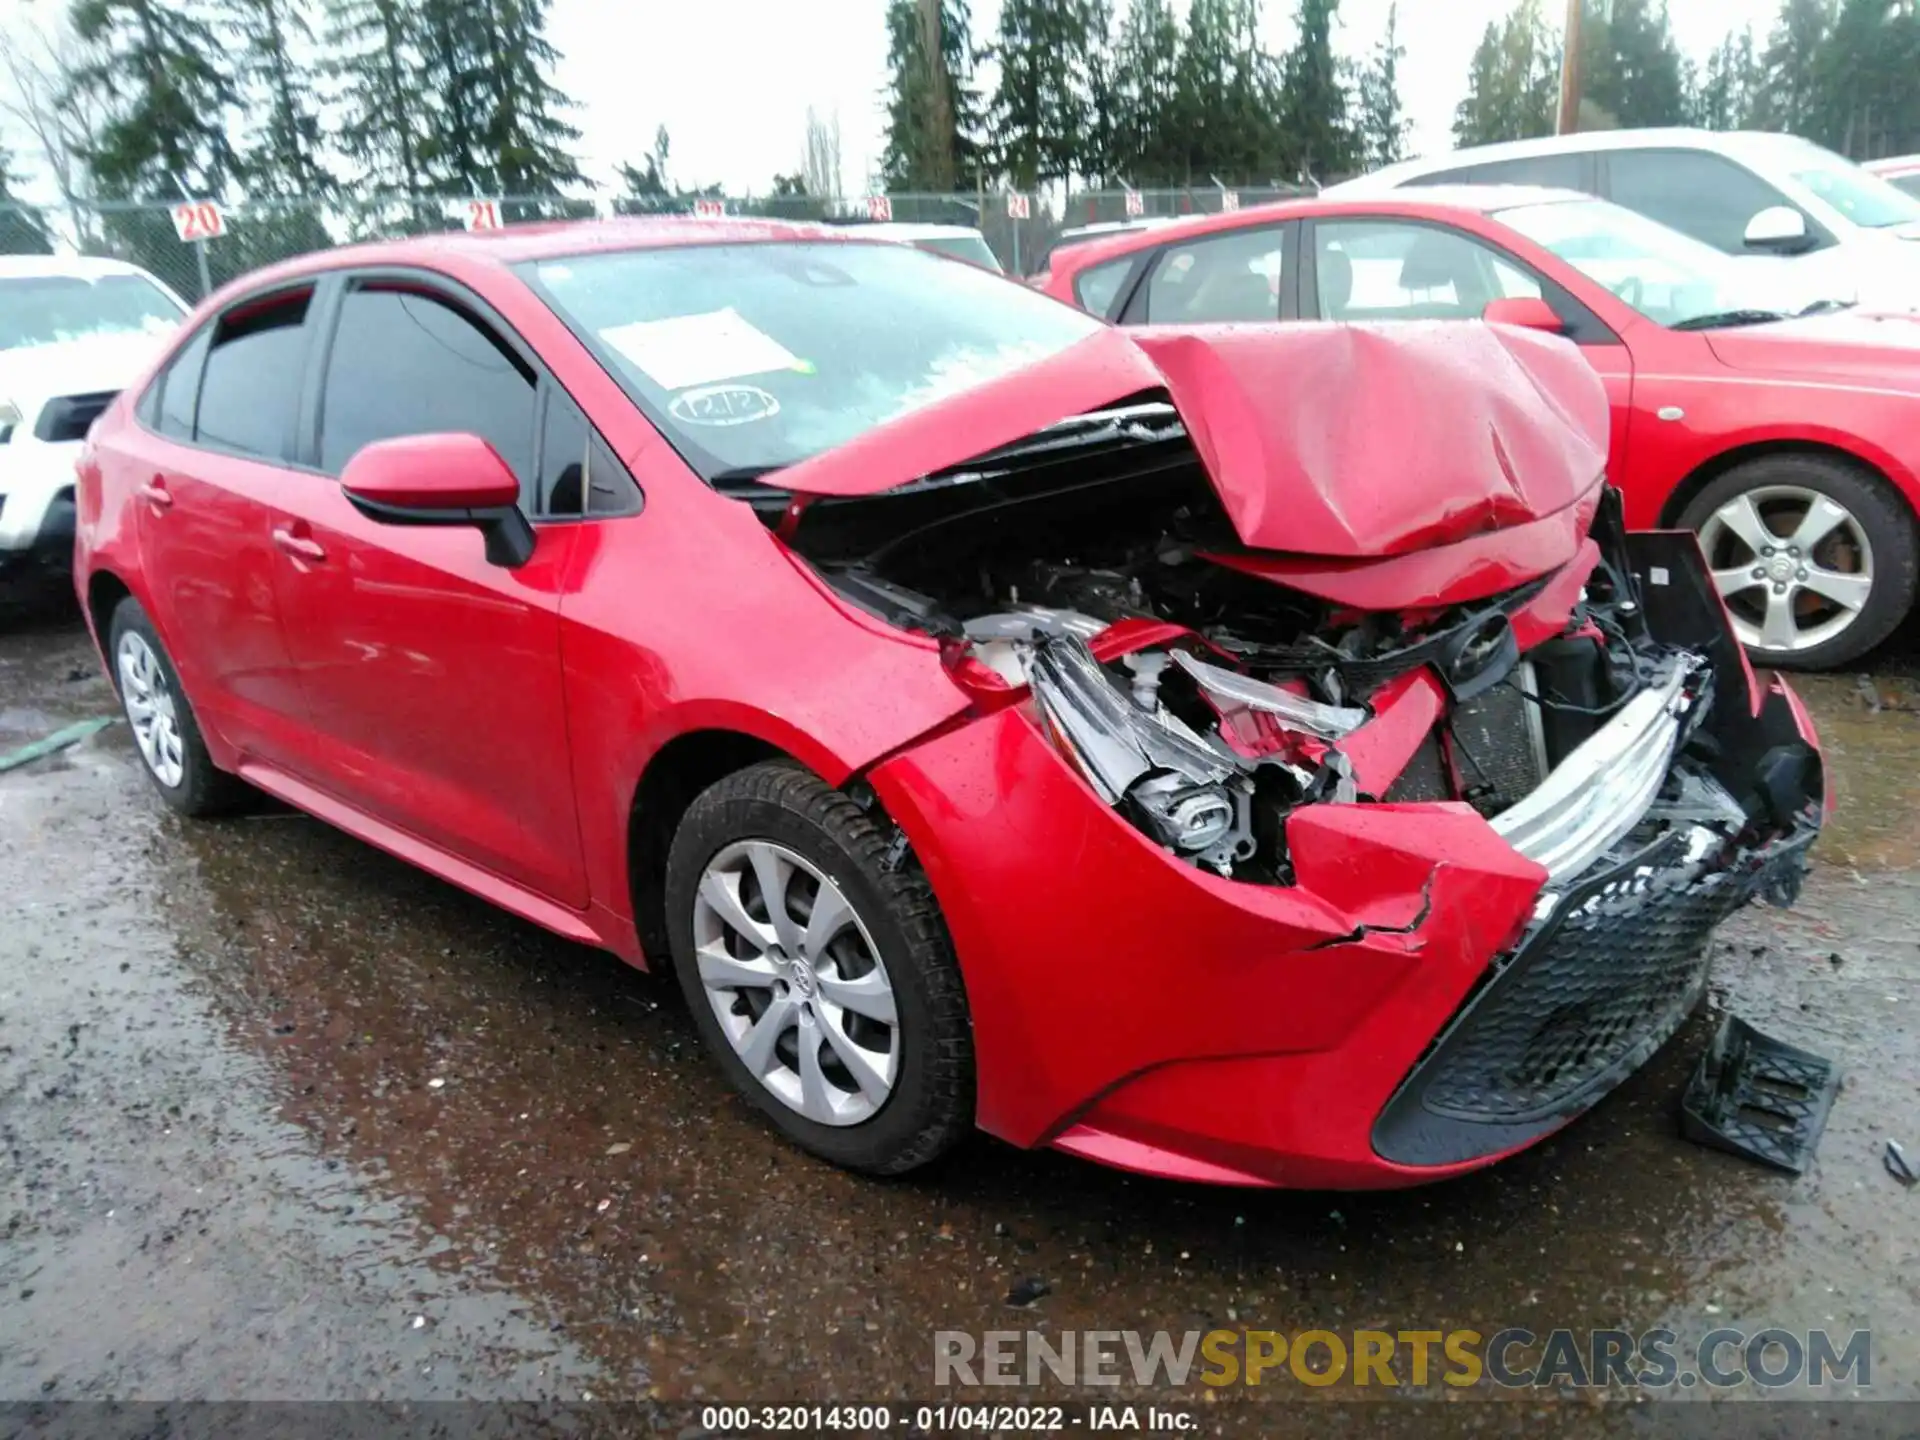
266,278,588,908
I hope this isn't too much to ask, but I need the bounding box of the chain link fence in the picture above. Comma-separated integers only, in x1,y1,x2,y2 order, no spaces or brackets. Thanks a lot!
0,185,1316,303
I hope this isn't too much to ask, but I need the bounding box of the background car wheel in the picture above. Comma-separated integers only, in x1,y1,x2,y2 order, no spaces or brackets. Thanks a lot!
107,596,249,816
1679,455,1917,671
664,761,974,1175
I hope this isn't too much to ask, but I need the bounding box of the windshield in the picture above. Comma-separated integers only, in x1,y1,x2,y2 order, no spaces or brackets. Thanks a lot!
1497,197,1800,329
0,273,184,352
524,241,1099,480
914,235,1003,273
1781,141,1920,229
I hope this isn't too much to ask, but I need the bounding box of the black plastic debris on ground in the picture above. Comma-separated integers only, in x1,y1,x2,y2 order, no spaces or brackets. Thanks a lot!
1005,1276,1051,1307
1888,1140,1918,1187
1681,1016,1840,1175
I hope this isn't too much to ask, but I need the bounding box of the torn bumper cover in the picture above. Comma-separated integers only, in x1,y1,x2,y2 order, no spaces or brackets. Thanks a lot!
865,536,1823,1190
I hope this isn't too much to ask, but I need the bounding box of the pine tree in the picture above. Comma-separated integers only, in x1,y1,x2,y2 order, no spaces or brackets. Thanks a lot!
68,0,243,200
1452,0,1559,148
1109,0,1182,183
1173,0,1278,182
880,0,983,190
476,0,583,197
1810,0,1919,158
1355,3,1407,171
1690,28,1757,131
1752,0,1833,140
0,149,55,255
989,0,1098,187
1080,0,1121,186
1277,0,1356,182
1578,0,1686,131
416,0,484,193
617,126,672,200
327,0,431,193
225,0,331,196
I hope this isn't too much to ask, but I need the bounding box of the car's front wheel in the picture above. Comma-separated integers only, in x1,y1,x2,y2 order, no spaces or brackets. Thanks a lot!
664,761,974,1175
1680,455,1916,670
107,596,248,816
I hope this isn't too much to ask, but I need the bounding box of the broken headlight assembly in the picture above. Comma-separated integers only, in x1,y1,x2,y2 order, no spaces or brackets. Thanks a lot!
1023,634,1362,876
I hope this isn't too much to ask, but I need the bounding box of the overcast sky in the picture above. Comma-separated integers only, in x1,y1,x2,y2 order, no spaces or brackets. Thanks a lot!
2,0,1784,202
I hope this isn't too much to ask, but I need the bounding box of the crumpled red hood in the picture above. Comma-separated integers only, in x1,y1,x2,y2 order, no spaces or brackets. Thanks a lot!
1131,322,1610,557
771,319,1610,560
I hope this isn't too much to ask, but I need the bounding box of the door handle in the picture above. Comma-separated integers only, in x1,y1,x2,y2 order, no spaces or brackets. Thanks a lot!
137,478,173,510
272,527,327,563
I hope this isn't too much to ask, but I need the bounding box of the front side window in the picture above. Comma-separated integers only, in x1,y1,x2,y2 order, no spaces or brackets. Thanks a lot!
1144,228,1284,323
523,241,1101,481
0,272,183,353
1605,149,1801,254
1313,221,1538,321
194,291,311,460
317,287,537,485
1889,172,1920,201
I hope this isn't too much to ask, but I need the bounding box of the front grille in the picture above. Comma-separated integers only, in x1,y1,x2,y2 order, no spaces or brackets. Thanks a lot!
1448,667,1546,816
1373,821,1817,1166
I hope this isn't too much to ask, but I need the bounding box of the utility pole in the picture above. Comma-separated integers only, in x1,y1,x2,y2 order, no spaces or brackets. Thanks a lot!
918,0,955,190
1556,0,1583,135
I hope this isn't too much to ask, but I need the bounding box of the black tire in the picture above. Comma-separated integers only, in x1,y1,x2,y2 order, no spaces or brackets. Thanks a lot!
106,596,249,816
1677,454,1917,671
664,761,974,1175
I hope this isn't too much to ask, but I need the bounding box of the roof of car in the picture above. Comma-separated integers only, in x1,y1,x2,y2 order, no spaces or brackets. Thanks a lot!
1041,188,1587,280
847,222,987,241
1331,127,1831,193
187,215,889,307
0,253,173,281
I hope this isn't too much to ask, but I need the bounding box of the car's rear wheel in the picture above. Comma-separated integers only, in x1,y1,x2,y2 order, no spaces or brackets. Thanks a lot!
107,596,248,816
664,761,973,1175
1680,455,1917,671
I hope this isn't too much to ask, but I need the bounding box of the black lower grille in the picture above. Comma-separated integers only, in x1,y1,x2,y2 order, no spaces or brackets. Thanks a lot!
1449,676,1545,816
1373,821,1817,1167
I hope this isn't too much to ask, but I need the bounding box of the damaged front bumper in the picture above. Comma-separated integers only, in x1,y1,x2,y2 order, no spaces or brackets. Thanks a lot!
867,528,1825,1189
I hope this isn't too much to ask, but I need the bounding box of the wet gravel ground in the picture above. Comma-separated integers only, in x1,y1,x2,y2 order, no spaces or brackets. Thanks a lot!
2,584,1917,1433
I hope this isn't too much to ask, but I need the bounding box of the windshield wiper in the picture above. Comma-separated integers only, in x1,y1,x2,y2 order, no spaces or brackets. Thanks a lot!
1794,298,1857,316
1670,309,1789,332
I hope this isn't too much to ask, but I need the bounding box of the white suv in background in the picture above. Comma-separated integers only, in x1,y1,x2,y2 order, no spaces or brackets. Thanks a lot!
0,256,186,583
1330,128,1920,312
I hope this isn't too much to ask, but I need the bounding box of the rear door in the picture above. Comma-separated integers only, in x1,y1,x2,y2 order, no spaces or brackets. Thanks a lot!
1117,223,1299,325
1299,215,1636,476
264,271,591,907
125,286,316,765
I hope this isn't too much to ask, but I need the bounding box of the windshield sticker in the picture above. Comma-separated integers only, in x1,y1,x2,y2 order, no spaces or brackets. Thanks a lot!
669,382,781,427
598,308,801,391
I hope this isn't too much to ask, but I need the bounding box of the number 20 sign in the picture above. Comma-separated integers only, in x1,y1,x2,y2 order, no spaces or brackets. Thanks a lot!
170,200,226,243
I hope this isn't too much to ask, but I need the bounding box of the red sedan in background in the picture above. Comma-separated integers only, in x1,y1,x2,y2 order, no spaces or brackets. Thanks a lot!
1043,186,1920,670
75,219,1821,1189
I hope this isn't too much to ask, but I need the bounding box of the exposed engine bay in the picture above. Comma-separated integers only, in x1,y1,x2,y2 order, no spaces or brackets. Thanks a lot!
765,400,1822,895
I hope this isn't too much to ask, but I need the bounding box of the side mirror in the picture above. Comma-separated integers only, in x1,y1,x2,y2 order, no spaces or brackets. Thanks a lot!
1744,206,1812,254
341,432,535,568
1482,296,1567,334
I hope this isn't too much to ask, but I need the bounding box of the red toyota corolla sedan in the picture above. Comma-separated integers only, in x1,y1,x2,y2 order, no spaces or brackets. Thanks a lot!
74,219,1822,1188
1042,187,1920,671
